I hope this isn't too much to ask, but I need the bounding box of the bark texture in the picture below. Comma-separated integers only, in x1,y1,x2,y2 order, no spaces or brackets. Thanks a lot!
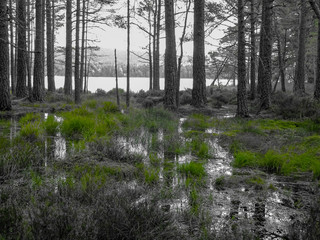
74,0,81,104
192,0,206,107
46,0,55,92
16,0,27,97
294,0,307,94
164,0,177,110
0,0,12,111
64,0,72,95
250,0,256,100
153,0,161,90
259,0,273,110
33,0,44,101
237,0,249,117
315,19,320,99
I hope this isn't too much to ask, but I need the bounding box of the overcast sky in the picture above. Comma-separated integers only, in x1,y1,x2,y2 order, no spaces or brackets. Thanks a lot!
56,0,226,56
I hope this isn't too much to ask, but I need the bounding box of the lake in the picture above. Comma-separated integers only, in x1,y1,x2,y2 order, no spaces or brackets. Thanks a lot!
50,76,233,93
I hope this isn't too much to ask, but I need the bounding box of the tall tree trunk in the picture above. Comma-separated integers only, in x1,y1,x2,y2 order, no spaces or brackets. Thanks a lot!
153,0,161,90
277,29,287,92
114,49,120,108
250,0,256,100
0,0,12,111
46,0,55,92
33,0,44,101
177,0,191,108
257,1,265,95
74,0,81,104
80,0,86,93
27,0,32,98
126,0,130,107
84,0,89,94
16,0,27,98
164,0,177,109
294,0,307,94
192,0,206,107
237,0,249,117
52,0,55,84
152,0,157,90
41,0,45,90
64,0,72,95
259,0,273,110
148,5,153,91
315,19,320,99
9,0,16,96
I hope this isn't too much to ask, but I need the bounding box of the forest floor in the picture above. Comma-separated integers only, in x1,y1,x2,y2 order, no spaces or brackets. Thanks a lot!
0,87,320,239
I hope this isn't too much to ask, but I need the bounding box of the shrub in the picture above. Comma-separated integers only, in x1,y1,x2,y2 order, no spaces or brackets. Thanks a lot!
95,88,108,96
180,91,192,105
102,101,119,113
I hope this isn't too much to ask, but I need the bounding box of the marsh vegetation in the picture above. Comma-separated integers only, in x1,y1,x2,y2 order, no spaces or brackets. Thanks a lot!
1,88,320,239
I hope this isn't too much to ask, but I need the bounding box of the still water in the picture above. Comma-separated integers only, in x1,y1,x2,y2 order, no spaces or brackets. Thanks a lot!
48,76,232,93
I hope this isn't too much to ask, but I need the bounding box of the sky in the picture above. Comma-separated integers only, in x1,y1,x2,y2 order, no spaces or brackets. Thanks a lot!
56,0,227,57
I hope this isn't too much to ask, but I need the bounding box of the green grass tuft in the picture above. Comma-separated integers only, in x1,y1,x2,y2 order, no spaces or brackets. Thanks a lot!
42,115,60,136
177,161,206,179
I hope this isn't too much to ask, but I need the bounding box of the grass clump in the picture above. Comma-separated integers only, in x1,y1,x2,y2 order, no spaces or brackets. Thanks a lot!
182,114,212,131
178,161,206,179
233,151,257,168
136,163,159,185
19,121,42,141
102,101,119,113
19,112,41,125
60,113,95,140
42,115,60,136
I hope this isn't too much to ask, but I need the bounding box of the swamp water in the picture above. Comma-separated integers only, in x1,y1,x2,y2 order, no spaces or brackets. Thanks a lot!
1,112,318,239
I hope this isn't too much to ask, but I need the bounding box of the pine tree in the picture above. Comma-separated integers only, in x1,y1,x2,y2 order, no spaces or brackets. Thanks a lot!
0,0,12,111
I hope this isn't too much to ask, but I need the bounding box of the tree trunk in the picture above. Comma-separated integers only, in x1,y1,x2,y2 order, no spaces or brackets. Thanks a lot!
0,0,12,111
153,0,161,90
259,0,273,110
115,49,120,108
294,0,307,94
33,0,44,101
27,0,32,98
9,0,16,96
250,0,256,100
41,0,45,90
148,5,152,90
46,0,55,92
16,0,27,98
164,0,177,110
192,0,206,107
237,0,249,117
177,0,191,108
80,0,86,93
74,0,81,104
315,19,320,99
278,29,287,92
126,0,130,107
64,0,72,95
